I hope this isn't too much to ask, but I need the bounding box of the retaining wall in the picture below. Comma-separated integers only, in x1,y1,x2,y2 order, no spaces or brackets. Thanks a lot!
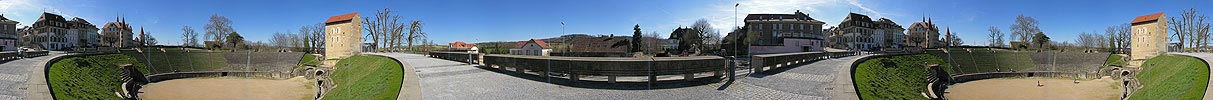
751,51,856,72
474,54,727,82
144,71,291,82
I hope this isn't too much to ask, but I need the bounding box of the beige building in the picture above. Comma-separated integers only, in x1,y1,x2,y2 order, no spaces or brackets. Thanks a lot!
324,12,363,60
1128,12,1167,67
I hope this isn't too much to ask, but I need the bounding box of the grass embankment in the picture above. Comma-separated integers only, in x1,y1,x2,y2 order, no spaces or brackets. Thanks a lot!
125,52,227,73
1105,54,1126,68
926,48,1033,75
47,54,146,100
854,54,950,100
299,54,321,67
1130,55,1209,100
322,55,404,100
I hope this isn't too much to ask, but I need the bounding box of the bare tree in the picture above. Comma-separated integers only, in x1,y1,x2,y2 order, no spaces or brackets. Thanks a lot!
299,26,311,52
205,14,234,48
363,8,406,52
947,32,963,46
692,19,720,51
988,26,1004,47
407,20,425,51
182,25,199,47
311,23,325,51
1011,14,1041,47
1170,8,1210,52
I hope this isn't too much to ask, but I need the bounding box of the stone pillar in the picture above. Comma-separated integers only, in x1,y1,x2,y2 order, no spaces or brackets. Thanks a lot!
569,74,580,82
648,75,658,83
684,73,694,81
515,67,525,73
608,75,617,83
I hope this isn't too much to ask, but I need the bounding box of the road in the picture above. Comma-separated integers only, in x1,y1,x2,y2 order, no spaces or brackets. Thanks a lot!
0,52,62,100
371,53,867,100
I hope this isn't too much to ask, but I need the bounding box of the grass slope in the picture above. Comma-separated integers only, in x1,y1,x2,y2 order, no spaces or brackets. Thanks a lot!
1130,55,1209,100
300,54,321,67
322,55,404,100
854,54,950,100
47,54,146,100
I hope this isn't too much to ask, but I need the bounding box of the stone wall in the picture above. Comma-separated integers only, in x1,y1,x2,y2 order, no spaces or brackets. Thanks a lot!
144,71,291,82
751,51,856,73
468,54,727,82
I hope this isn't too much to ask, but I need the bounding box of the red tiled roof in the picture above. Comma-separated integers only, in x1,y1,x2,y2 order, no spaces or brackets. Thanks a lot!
514,39,552,49
325,12,359,24
1131,12,1165,24
448,41,476,49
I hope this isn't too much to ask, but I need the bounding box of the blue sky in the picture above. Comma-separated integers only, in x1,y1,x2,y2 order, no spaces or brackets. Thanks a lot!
1,0,1210,46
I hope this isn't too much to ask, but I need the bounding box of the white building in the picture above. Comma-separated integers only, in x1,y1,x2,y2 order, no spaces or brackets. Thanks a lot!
0,14,19,51
509,39,552,56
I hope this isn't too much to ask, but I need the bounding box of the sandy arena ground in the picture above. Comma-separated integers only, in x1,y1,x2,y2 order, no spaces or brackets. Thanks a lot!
945,77,1122,100
138,76,317,100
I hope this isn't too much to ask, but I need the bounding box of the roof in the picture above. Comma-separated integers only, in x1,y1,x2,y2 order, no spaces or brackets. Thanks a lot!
448,41,477,49
1131,12,1165,24
909,22,936,31
514,39,552,49
37,13,66,22
325,12,359,24
104,22,131,30
0,14,9,21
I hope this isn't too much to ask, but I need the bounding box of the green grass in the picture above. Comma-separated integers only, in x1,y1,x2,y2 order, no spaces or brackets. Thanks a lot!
925,48,1034,75
1106,54,1126,68
47,54,146,100
854,54,950,100
1129,55,1209,100
300,54,321,67
321,55,404,100
123,52,228,73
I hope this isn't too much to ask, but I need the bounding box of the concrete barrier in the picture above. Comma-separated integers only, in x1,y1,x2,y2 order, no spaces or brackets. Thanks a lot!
477,54,726,83
751,51,855,73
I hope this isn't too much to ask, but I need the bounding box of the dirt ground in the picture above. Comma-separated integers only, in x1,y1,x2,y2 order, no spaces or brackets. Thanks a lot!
139,76,317,100
945,77,1122,100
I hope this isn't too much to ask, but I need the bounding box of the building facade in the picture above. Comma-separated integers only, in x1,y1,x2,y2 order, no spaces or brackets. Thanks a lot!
907,17,941,48
510,39,552,56
102,17,134,48
324,12,363,60
743,10,827,54
875,18,906,49
0,14,19,51
1129,12,1168,67
70,17,99,48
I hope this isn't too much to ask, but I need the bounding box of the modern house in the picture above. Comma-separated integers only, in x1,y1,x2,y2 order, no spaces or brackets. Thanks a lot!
0,14,19,51
1128,12,1168,67
742,10,827,54
510,39,552,56
324,12,363,60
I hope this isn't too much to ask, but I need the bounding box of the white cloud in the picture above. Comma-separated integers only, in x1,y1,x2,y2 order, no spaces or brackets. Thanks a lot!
0,0,75,27
846,0,884,18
